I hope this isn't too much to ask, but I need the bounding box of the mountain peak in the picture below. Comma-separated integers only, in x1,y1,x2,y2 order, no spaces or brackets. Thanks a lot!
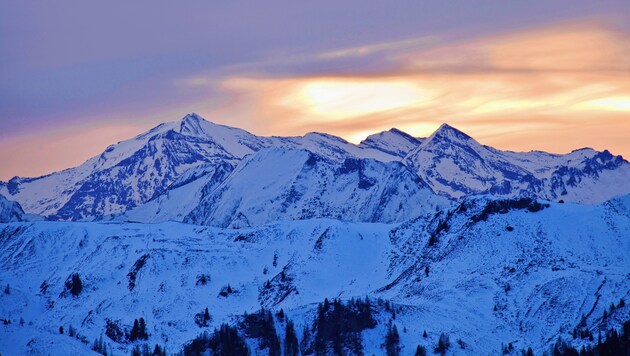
182,112,205,122
387,127,411,136
434,123,471,139
385,128,425,143
359,128,422,158
303,132,349,144
422,123,474,146
361,128,416,142
179,113,209,135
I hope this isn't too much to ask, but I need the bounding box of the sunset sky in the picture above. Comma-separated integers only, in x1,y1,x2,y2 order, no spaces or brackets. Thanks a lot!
1,1,629,180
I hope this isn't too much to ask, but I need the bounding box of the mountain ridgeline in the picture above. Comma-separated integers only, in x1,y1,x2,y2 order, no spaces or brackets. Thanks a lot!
1,113,628,226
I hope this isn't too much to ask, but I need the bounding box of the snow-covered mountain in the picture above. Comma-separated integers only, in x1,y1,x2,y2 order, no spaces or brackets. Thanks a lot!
1,195,628,355
183,148,447,227
0,194,27,223
2,115,629,224
0,114,404,222
404,123,630,203
121,161,236,224
0,114,265,221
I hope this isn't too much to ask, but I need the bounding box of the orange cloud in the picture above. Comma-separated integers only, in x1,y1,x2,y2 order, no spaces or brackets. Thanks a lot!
217,21,630,158
402,23,630,73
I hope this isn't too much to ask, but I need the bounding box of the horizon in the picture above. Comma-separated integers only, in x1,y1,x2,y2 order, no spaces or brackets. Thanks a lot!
1,1,630,180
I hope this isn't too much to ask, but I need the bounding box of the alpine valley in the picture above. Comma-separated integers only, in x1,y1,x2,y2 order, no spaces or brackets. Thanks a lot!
1,113,629,355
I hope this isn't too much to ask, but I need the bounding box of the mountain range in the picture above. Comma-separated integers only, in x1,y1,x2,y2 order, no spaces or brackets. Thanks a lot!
1,113,629,355
1,113,628,224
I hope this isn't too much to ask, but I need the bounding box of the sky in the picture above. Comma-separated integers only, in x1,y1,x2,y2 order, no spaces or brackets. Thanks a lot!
1,1,629,180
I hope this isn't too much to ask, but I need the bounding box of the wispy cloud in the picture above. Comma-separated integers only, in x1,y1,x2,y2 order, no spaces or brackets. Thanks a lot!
318,36,440,59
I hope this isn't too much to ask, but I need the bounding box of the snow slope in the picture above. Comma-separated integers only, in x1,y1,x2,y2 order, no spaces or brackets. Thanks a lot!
183,148,447,228
359,128,423,158
0,194,27,223
386,195,630,353
121,161,236,223
1,195,628,355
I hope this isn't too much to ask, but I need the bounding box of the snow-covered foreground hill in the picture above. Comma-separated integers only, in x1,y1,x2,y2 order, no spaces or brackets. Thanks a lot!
1,195,628,355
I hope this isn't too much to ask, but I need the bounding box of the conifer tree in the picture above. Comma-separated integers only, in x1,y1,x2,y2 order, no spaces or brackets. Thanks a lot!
71,273,82,296
385,323,401,356
415,345,427,356
139,317,148,340
284,319,299,356
434,333,450,355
